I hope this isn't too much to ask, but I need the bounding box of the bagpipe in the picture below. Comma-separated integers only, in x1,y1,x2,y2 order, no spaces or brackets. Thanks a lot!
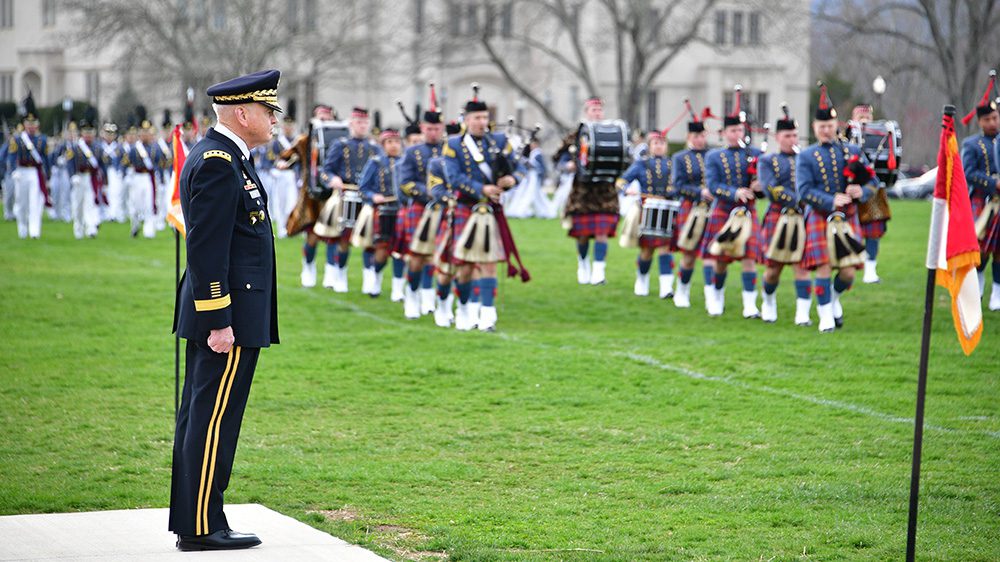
822,142,870,267
282,123,317,237
848,120,899,224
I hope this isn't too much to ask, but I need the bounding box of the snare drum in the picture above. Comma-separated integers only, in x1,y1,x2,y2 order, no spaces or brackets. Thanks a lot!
639,198,681,239
374,200,399,244
338,189,364,229
577,120,630,183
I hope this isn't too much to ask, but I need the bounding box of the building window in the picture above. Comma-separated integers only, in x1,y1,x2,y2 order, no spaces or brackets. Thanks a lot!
465,3,479,36
749,12,761,45
42,0,56,27
646,89,658,133
192,0,206,28
0,0,13,28
303,0,316,31
756,92,768,123
287,0,299,32
483,2,496,37
211,0,225,30
500,2,513,38
414,0,424,34
714,11,726,45
731,11,744,46
86,71,100,104
447,1,460,35
0,73,13,102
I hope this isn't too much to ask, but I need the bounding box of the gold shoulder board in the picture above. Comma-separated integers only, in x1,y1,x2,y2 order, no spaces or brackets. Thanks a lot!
203,149,232,162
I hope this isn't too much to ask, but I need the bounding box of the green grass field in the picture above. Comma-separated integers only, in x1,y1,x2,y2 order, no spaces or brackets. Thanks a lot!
1,200,997,561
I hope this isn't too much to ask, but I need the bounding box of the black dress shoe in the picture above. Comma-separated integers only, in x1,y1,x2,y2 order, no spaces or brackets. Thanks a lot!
176,529,261,551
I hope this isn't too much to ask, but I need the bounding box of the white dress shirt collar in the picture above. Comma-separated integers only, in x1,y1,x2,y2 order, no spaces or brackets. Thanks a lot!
213,122,251,160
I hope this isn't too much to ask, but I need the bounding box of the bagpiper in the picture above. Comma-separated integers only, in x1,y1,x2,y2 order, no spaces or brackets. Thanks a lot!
845,102,888,284
441,85,522,331
796,83,878,332
398,84,446,318
702,85,762,318
6,91,51,239
757,104,813,325
670,101,716,310
960,71,1000,311
320,107,382,292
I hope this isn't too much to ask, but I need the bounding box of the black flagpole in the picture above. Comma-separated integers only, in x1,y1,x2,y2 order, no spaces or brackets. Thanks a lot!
174,227,181,420
905,103,953,561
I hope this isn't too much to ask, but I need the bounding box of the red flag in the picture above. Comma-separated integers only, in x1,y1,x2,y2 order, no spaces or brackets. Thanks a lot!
926,111,982,354
166,125,188,237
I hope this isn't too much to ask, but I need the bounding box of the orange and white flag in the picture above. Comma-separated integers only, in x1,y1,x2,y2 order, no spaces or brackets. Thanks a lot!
166,125,188,238
926,111,982,354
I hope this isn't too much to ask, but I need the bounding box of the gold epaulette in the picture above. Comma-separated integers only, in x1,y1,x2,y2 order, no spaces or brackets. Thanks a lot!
203,150,232,162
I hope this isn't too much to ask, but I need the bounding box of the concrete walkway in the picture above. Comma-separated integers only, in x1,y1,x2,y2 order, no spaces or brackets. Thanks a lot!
0,503,390,561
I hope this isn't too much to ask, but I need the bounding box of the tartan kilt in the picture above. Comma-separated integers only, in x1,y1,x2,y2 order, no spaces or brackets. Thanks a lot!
393,201,424,255
436,203,472,265
971,194,985,220
639,234,673,249
758,204,786,267
984,211,1000,255
699,201,760,263
861,219,887,239
969,194,1000,254
568,213,619,238
801,205,862,270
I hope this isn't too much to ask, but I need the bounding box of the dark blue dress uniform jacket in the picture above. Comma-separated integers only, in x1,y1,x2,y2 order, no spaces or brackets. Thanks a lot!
173,128,279,348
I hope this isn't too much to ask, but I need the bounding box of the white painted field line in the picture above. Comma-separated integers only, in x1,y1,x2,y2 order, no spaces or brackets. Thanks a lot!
306,289,1000,440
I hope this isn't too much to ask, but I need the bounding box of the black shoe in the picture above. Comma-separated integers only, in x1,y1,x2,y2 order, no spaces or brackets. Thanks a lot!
834,316,844,329
176,529,261,551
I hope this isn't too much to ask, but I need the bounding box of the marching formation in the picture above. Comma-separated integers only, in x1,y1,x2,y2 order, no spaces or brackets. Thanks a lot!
4,72,1000,332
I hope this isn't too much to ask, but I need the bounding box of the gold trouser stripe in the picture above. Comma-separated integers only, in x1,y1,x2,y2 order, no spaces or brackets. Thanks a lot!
202,346,241,534
195,348,236,535
195,294,231,311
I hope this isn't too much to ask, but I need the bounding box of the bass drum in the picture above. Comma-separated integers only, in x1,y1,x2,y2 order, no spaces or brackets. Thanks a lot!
856,120,902,188
577,119,630,183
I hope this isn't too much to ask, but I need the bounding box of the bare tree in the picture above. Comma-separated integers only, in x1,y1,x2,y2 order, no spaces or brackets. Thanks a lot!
64,0,376,111
480,0,721,130
472,0,815,134
817,0,1000,130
